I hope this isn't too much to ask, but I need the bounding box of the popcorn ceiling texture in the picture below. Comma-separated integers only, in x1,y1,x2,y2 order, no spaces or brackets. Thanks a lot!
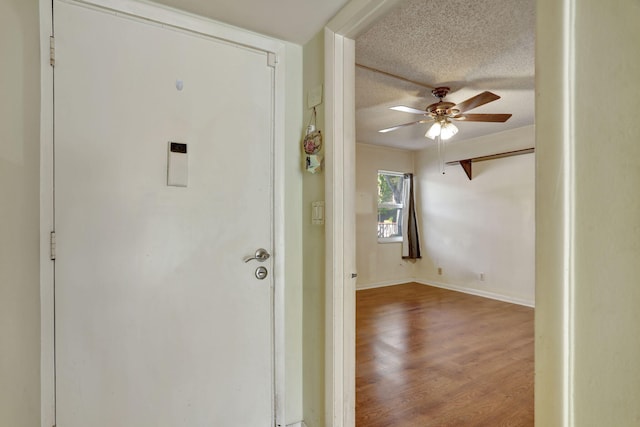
355,0,535,150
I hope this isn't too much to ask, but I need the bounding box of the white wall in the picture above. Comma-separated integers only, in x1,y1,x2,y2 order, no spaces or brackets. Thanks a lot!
353,127,535,305
355,143,415,289
0,0,42,425
536,0,640,424
571,2,640,421
414,126,536,306
301,30,325,427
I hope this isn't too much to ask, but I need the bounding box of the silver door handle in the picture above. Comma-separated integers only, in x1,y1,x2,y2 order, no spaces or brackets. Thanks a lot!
244,248,270,263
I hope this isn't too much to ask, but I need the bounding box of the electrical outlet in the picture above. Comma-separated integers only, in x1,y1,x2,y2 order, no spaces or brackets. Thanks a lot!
437,267,442,275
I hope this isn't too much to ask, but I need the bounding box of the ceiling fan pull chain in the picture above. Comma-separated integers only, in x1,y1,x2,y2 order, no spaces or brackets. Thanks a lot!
437,134,446,175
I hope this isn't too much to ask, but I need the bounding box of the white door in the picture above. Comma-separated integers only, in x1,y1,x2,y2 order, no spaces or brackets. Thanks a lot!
54,1,277,426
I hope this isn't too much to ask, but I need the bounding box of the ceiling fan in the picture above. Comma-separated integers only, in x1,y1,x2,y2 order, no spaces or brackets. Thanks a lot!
379,87,512,140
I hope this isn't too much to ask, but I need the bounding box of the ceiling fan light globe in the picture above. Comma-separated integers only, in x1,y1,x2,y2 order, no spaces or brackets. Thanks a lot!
425,122,441,140
440,122,459,140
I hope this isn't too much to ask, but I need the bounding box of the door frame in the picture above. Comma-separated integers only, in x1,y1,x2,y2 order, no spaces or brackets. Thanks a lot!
324,1,573,426
322,1,404,425
39,1,288,426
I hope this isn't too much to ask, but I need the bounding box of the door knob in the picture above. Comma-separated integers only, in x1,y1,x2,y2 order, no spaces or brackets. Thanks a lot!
244,248,270,263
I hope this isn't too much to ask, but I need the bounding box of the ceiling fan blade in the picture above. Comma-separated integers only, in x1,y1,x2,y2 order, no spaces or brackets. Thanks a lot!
453,113,512,122
390,105,427,115
379,119,433,133
453,91,501,113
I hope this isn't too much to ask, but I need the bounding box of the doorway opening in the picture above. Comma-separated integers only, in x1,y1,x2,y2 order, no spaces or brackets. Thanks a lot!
324,0,535,425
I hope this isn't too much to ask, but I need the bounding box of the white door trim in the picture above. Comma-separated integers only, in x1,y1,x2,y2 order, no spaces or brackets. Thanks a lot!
39,1,287,426
323,1,403,426
38,2,55,426
325,2,572,427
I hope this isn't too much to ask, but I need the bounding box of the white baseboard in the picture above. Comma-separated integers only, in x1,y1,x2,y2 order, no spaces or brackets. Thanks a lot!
286,422,307,427
356,277,415,291
413,279,535,308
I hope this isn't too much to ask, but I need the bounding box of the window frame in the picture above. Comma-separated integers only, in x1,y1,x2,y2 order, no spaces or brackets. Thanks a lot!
377,170,405,243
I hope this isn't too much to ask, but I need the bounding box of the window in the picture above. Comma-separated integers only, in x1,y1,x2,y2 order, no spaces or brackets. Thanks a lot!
377,171,405,243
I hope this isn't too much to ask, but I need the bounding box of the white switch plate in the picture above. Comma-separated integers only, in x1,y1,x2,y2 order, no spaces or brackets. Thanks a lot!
307,85,323,108
312,201,325,225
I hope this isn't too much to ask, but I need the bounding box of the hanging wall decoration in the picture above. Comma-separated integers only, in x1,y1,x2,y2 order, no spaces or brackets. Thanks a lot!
303,107,323,173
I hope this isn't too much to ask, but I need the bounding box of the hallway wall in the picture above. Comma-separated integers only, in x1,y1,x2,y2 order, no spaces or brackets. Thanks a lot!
355,143,415,289
414,126,535,306
0,0,42,425
355,126,535,307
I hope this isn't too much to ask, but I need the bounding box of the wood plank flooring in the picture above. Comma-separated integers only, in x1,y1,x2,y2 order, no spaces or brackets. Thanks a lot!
356,283,534,427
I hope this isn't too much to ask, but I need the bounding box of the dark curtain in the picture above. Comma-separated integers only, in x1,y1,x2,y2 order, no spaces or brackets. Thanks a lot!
402,173,421,259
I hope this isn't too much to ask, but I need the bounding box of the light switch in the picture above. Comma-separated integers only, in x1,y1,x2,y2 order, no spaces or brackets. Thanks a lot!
167,142,188,187
312,201,325,225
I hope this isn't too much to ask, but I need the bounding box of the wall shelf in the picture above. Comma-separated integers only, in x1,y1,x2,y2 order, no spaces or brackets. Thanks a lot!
446,147,535,180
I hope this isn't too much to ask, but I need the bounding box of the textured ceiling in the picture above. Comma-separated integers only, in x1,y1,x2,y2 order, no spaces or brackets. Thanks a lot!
147,0,534,151
356,0,535,150
150,0,349,44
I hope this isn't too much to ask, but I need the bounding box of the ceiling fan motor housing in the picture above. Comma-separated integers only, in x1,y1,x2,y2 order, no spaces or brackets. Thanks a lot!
426,102,458,116
431,86,450,99
426,87,460,120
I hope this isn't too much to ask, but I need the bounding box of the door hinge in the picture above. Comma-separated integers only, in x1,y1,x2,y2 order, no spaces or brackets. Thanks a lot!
50,231,56,261
267,52,277,68
49,36,55,67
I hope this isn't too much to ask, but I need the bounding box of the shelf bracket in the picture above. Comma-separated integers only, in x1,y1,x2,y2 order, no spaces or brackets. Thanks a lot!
446,147,535,180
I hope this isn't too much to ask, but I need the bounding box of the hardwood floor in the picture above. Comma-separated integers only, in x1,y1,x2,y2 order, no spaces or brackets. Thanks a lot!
356,283,534,427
